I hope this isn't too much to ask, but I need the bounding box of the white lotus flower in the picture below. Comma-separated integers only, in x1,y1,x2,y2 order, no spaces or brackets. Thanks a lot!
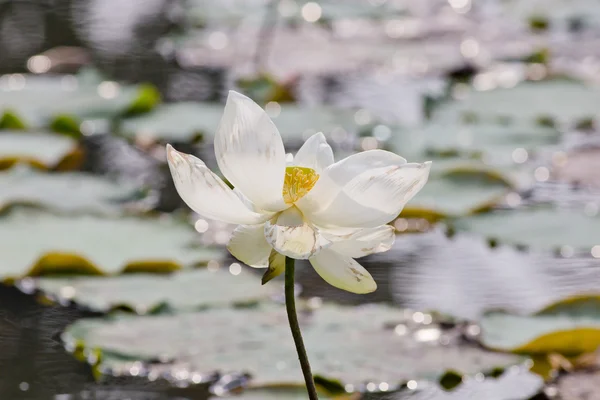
166,91,431,294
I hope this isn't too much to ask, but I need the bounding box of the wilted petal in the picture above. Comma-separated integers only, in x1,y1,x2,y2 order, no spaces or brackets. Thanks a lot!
328,225,395,258
293,132,334,173
262,251,285,284
167,145,272,224
227,224,271,268
301,152,431,228
264,206,330,260
214,91,287,212
309,249,377,294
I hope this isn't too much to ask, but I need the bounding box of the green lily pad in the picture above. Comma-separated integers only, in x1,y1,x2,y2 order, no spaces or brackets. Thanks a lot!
403,168,512,217
221,385,336,400
121,102,222,143
388,116,558,173
66,303,522,386
434,80,600,126
480,296,600,356
0,74,157,128
453,206,600,251
386,127,538,189
0,208,222,277
0,131,82,170
49,114,83,137
271,106,358,143
121,103,357,144
237,74,296,104
122,84,162,117
37,268,274,313
0,110,27,130
418,122,560,166
390,367,543,400
0,168,139,215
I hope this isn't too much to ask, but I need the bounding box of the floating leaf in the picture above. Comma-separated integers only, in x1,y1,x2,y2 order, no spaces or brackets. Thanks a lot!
122,84,162,117
480,296,600,355
386,366,543,400
257,106,358,144
313,375,347,396
0,168,139,215
121,102,222,143
527,353,582,380
453,206,600,251
0,208,222,277
37,268,275,313
219,382,342,399
418,122,559,166
434,80,600,126
121,103,357,145
237,74,296,103
403,168,512,217
0,131,82,171
386,122,553,193
66,303,522,386
386,128,537,189
0,75,155,128
49,114,82,138
0,110,27,130
223,385,337,400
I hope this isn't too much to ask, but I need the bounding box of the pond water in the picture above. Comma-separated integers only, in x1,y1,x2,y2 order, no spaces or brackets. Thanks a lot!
1,0,600,399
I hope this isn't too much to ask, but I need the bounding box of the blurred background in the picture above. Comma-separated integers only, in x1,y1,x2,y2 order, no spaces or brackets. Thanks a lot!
1,0,600,399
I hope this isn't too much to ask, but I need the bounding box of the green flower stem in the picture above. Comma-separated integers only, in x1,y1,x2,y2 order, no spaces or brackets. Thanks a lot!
285,256,319,400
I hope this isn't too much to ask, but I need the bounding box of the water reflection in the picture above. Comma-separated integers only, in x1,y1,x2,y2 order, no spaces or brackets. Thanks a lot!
0,284,97,398
292,227,600,320
0,282,214,399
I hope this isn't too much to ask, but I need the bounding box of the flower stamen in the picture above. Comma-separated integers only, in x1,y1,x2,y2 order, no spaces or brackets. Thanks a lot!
282,166,319,204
